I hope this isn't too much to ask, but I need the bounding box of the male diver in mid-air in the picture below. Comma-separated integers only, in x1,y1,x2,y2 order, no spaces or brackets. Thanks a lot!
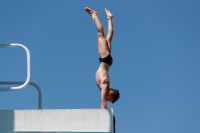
85,7,120,109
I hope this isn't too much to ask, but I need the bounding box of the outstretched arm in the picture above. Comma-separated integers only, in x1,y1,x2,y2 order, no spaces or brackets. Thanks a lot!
101,80,109,109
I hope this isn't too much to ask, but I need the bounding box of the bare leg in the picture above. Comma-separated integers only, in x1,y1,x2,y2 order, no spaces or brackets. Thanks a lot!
105,8,114,53
85,7,110,58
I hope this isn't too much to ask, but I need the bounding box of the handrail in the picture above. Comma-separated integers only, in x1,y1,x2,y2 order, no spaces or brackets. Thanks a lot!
0,81,42,109
0,43,31,91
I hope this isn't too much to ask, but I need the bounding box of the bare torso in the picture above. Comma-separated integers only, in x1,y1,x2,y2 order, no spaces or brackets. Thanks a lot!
96,62,110,90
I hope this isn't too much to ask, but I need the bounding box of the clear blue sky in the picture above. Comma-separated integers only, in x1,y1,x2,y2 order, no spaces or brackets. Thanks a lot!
0,0,200,133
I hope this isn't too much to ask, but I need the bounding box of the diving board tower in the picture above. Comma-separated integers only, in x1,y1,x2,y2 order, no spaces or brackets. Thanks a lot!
0,44,115,133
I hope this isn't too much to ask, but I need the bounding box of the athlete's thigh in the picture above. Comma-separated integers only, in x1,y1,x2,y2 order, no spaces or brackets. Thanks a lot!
98,36,109,58
106,39,111,53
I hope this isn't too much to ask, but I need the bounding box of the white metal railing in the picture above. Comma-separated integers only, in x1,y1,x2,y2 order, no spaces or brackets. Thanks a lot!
0,43,31,91
0,81,42,109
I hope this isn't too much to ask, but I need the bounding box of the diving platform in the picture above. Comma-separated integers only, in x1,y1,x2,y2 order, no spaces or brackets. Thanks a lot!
0,109,114,132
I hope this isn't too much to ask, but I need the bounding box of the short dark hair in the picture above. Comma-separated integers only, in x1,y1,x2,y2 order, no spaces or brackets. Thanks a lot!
110,88,120,103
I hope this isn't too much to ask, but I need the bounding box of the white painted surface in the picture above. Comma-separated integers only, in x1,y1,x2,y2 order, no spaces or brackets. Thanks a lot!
0,109,113,132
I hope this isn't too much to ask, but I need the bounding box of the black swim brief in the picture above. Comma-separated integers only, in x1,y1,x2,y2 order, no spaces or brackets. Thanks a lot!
99,54,113,66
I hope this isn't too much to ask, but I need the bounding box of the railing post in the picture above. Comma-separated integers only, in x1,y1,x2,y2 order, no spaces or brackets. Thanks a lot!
0,81,42,109
0,43,31,91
